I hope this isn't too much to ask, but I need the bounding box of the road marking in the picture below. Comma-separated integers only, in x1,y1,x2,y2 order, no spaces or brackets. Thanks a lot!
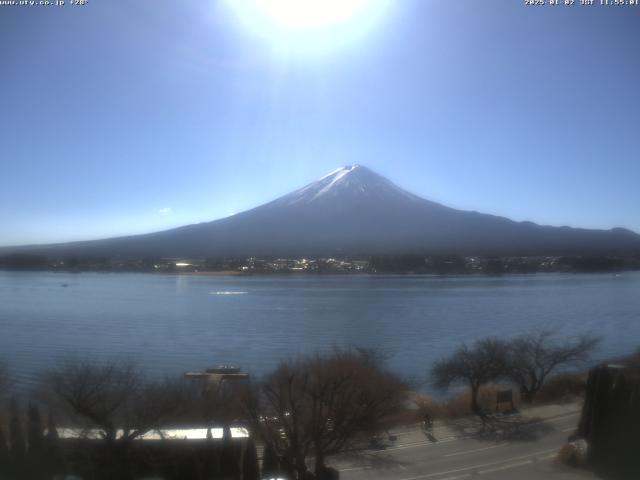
443,443,507,457
386,410,580,445
386,413,575,454
435,475,471,480
385,437,457,451
339,450,559,474
337,410,577,476
537,453,558,461
338,466,370,472
396,448,558,480
477,459,533,474
336,438,458,471
546,412,580,422
383,410,580,443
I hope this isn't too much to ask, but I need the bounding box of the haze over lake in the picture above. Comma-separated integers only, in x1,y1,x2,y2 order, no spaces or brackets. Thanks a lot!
1,271,639,394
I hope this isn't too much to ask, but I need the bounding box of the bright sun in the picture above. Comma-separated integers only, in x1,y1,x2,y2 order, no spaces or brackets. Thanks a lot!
227,0,388,51
253,0,371,30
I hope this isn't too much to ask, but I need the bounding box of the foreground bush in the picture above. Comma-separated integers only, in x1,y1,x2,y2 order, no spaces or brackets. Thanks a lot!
558,440,589,468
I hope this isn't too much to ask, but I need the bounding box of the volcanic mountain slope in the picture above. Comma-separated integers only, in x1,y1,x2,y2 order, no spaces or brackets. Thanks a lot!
3,165,640,259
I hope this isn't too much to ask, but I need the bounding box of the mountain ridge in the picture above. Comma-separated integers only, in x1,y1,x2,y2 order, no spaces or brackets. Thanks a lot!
2,165,639,259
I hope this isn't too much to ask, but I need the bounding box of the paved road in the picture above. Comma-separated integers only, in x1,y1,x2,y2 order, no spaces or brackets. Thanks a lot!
330,405,599,480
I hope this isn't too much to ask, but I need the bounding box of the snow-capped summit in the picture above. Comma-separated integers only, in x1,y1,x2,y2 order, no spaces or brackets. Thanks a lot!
277,165,421,206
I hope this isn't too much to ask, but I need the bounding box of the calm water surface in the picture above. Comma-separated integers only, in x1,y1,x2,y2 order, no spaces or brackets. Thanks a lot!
1,271,639,393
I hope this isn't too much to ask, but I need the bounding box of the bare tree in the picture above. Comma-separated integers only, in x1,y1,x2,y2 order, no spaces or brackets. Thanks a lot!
46,359,186,440
431,338,508,414
245,348,407,479
43,358,187,479
506,331,599,403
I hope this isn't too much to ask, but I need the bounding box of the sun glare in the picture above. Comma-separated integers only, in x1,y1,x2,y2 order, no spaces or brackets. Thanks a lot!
254,0,370,30
227,0,389,51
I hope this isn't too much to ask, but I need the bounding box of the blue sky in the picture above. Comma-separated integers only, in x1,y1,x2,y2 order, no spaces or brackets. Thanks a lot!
1,0,639,246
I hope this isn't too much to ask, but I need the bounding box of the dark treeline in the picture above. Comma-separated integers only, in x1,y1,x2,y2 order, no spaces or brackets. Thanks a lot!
0,348,407,480
2,253,640,274
370,254,640,274
0,400,261,480
0,255,49,270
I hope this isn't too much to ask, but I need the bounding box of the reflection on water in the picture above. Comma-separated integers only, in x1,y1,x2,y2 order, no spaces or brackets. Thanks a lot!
210,291,248,295
0,271,638,394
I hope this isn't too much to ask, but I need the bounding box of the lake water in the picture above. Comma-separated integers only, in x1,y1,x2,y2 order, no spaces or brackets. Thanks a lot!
1,271,639,395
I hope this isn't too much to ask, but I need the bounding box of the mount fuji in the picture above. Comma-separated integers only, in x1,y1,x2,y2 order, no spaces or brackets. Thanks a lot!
3,165,640,259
